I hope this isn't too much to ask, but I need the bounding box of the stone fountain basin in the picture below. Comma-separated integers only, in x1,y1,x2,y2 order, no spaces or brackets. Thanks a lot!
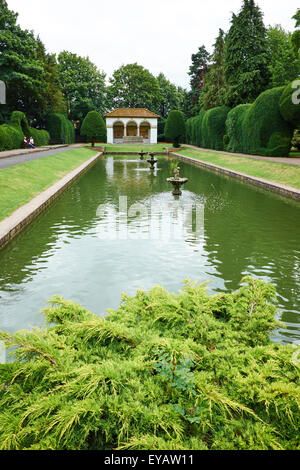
167,178,188,184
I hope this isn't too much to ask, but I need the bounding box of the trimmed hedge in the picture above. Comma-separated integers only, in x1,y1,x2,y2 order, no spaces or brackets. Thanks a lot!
46,113,75,145
292,130,300,150
157,119,166,142
186,111,205,147
164,110,186,147
186,82,299,157
202,106,230,151
224,105,251,153
80,111,107,144
193,110,205,148
30,128,51,147
0,111,50,152
242,87,294,157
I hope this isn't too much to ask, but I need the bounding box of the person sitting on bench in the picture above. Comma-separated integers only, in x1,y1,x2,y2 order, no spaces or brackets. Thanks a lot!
28,136,35,149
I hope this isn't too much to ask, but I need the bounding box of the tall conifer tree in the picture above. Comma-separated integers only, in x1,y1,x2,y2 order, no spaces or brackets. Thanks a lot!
202,29,227,110
224,0,270,107
292,9,300,56
188,45,210,113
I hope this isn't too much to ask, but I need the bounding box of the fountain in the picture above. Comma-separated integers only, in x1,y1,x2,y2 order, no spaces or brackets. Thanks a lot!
139,149,147,160
167,166,188,196
147,153,158,170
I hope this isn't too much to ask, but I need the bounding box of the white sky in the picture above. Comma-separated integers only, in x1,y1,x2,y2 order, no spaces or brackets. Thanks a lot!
6,0,299,89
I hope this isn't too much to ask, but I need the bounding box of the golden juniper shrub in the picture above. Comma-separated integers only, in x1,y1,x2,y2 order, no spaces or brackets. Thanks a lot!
0,276,299,450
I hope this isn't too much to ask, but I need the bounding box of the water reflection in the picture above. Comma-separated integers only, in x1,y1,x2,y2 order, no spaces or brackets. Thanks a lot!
0,155,299,344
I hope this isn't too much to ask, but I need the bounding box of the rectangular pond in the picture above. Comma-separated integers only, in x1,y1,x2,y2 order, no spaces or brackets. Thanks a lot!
0,154,299,344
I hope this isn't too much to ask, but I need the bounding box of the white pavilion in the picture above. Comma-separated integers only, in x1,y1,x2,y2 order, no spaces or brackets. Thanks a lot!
105,108,159,144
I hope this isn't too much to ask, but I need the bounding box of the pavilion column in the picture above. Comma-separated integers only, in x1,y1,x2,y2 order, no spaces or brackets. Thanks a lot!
123,125,127,138
137,125,140,137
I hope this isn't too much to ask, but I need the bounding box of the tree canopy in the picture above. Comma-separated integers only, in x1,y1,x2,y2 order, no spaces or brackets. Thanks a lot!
266,25,300,88
292,9,300,56
1,0,299,137
57,51,106,123
107,63,162,112
201,29,227,110
224,0,270,107
188,45,210,113
0,0,58,124
156,73,182,119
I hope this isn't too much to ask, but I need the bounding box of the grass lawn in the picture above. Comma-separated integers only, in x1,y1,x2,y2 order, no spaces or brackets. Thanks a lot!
97,143,172,153
176,148,300,190
0,147,98,221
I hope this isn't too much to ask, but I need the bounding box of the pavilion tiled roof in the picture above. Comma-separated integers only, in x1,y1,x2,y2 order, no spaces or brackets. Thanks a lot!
105,108,160,118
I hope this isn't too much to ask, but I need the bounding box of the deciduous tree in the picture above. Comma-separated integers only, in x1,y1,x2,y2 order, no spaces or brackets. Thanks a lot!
58,51,106,123
266,26,300,88
107,63,161,113
0,0,48,122
156,73,181,119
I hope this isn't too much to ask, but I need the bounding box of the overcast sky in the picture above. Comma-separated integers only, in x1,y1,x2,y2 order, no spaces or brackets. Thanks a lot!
7,0,299,89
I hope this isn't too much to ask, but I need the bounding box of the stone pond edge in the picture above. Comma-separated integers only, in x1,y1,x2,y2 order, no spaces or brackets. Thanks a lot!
0,152,103,250
170,152,300,202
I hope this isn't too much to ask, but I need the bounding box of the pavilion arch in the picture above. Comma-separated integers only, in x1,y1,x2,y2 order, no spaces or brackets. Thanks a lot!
126,120,138,137
113,120,125,140
139,121,151,139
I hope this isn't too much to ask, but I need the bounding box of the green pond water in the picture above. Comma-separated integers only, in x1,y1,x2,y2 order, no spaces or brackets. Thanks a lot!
0,155,299,344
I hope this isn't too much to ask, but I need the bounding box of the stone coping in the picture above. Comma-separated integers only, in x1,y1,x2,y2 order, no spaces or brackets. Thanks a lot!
0,152,102,250
102,151,167,156
171,152,300,202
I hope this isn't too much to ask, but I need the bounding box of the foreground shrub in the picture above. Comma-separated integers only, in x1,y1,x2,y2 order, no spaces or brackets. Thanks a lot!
80,111,107,145
46,113,75,145
0,277,299,451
